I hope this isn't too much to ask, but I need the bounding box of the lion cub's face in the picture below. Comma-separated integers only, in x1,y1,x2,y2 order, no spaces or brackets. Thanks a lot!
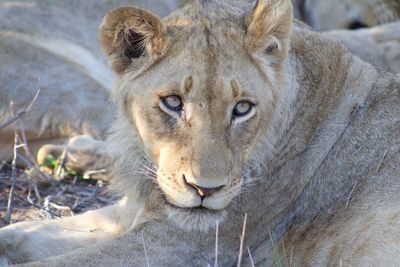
100,0,292,231
128,52,275,230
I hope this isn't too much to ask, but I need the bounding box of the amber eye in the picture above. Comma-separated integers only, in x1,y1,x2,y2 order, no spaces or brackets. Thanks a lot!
161,95,183,112
232,101,253,117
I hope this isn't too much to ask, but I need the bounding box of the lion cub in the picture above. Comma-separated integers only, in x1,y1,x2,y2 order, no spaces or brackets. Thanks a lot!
1,0,400,266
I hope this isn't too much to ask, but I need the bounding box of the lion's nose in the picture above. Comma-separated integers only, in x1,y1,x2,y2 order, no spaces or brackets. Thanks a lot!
183,175,224,198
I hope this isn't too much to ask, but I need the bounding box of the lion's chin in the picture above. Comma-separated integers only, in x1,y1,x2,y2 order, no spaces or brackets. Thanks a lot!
164,204,227,232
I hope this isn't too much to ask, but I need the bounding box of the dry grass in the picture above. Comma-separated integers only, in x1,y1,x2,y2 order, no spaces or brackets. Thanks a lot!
0,87,116,228
0,161,116,228
0,163,116,227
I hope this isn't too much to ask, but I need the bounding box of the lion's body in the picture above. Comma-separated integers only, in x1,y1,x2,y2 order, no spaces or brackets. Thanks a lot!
326,22,400,73
291,0,400,73
1,1,400,266
292,0,400,30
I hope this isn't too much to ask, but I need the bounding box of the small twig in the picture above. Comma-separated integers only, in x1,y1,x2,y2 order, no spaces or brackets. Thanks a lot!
141,231,150,267
0,161,5,171
17,118,33,159
215,220,219,267
5,133,19,224
42,195,56,219
237,213,248,267
18,153,56,185
72,197,81,210
17,196,60,218
55,146,68,179
376,149,388,172
0,88,40,129
247,247,255,267
289,245,294,267
269,228,282,267
345,181,358,208
27,178,41,206
33,183,42,202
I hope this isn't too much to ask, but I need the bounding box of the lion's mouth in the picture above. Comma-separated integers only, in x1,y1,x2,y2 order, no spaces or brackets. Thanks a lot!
166,201,221,213
164,202,227,232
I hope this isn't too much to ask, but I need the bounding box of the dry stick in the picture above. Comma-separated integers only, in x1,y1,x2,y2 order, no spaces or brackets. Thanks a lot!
376,149,388,172
289,245,294,267
18,153,55,185
55,146,68,179
237,213,248,267
345,181,358,208
16,117,56,185
11,101,55,185
141,231,150,267
0,88,40,129
27,179,36,204
0,161,6,171
17,196,60,218
215,220,219,267
8,91,46,187
17,117,32,159
269,228,282,267
247,247,255,267
5,133,19,224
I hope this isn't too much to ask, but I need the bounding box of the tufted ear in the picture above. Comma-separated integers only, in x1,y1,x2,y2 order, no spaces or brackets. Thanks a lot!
99,6,166,74
245,0,293,62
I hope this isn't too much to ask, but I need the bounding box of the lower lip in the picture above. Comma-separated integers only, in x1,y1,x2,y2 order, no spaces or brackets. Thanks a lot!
168,202,219,213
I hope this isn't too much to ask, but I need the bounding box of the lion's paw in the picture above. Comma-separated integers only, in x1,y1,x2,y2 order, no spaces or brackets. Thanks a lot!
37,135,114,181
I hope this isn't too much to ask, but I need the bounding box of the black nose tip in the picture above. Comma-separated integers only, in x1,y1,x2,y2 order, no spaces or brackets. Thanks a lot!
183,175,224,198
348,21,367,30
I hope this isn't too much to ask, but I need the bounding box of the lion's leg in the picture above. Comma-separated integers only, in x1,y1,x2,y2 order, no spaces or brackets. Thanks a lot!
11,220,229,267
0,199,140,265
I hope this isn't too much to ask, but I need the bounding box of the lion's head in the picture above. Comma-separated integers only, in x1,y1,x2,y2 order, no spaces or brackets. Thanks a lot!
100,0,292,231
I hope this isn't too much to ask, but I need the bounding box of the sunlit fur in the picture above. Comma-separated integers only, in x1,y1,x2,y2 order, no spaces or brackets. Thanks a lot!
103,0,293,232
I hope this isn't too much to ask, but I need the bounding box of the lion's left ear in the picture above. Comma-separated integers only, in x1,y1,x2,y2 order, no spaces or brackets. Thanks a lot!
99,6,166,74
245,0,293,62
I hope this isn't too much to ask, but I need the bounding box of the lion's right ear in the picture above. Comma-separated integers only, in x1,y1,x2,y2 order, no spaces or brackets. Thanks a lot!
99,6,166,74
245,0,293,64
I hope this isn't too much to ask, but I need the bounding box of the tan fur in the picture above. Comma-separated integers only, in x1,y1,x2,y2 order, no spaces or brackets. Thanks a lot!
293,0,400,30
327,22,400,73
291,0,400,73
1,0,400,266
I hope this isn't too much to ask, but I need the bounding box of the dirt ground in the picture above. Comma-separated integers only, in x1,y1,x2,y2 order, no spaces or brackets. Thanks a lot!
0,162,116,228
